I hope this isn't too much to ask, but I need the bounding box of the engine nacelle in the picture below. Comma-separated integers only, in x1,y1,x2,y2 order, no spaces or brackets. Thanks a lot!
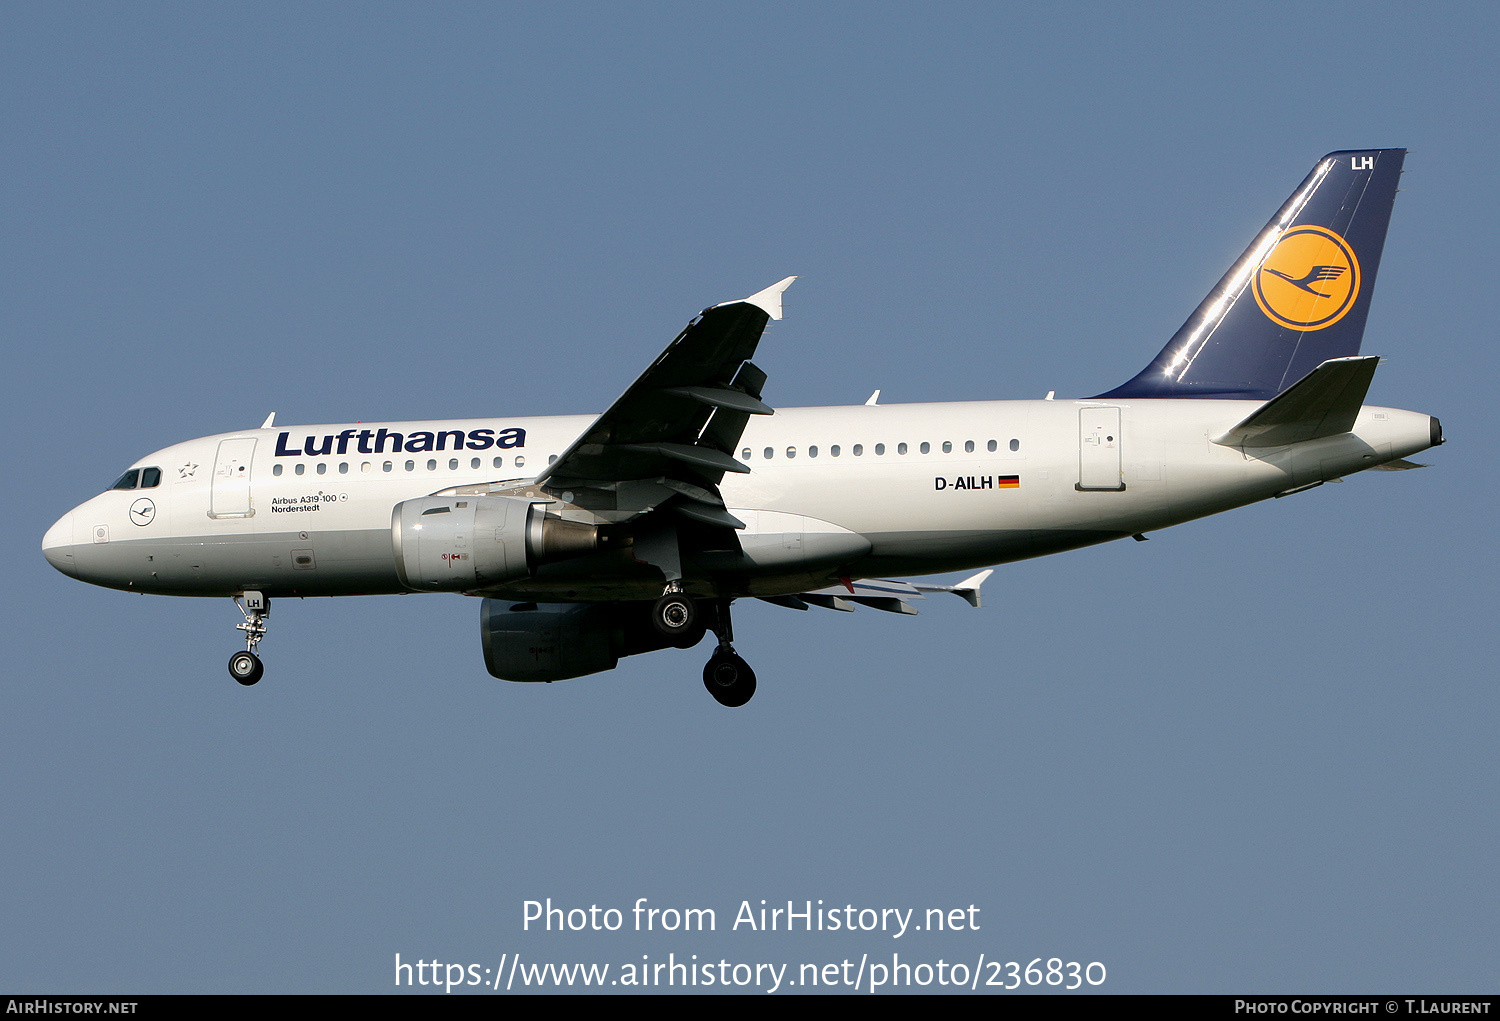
392,495,597,591
480,599,682,682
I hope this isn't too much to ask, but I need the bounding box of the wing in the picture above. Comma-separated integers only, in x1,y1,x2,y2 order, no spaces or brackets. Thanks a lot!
759,571,994,615
522,277,795,580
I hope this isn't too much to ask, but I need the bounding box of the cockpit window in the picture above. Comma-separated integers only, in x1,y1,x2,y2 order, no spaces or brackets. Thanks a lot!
111,467,161,490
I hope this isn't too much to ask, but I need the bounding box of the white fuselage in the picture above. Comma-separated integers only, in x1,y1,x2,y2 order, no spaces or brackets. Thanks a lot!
42,397,1437,601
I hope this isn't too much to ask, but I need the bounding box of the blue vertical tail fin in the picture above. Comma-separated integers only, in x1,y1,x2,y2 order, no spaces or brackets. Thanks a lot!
1097,149,1405,400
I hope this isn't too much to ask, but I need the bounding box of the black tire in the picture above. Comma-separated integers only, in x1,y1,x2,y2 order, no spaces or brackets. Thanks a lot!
670,620,708,650
651,593,698,643
228,650,263,686
702,650,756,707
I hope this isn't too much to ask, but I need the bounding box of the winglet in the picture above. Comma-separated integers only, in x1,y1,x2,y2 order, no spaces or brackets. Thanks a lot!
910,569,994,607
731,276,797,321
260,412,277,429
953,569,993,608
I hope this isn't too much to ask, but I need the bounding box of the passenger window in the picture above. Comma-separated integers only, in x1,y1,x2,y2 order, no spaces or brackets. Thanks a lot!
493,456,503,469
316,463,326,475
405,460,415,472
808,446,818,458
295,464,305,476
112,469,139,490
786,446,796,459
897,443,908,455
764,447,774,459
919,442,930,454
383,461,393,473
272,464,283,477
449,458,459,470
516,456,526,468
141,467,162,487
742,448,751,460
427,459,437,471
830,445,841,457
941,441,952,453
339,462,349,474
362,462,371,473
874,443,885,455
1010,438,1020,451
988,439,998,452
470,457,480,469
964,440,975,453
547,455,555,464
853,444,863,456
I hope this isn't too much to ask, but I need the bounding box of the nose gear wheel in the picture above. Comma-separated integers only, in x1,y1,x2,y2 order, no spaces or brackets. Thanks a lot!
228,650,263,685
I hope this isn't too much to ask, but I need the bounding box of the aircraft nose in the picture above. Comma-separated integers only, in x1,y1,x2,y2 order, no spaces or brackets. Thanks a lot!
42,510,78,578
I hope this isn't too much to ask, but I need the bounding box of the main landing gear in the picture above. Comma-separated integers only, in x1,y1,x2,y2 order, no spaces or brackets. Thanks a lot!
228,591,269,686
652,588,756,706
701,598,756,708
651,583,706,649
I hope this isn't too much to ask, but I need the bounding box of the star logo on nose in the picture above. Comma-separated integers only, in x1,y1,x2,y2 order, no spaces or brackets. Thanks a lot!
179,462,198,479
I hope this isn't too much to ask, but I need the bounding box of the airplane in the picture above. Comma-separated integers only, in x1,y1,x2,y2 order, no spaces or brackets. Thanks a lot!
42,149,1441,707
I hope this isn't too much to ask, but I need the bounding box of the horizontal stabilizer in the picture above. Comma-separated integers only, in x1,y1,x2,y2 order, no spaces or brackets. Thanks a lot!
1213,356,1378,448
1369,458,1427,471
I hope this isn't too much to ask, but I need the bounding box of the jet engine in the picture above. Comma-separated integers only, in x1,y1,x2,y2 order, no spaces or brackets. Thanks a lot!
391,495,597,591
480,599,691,682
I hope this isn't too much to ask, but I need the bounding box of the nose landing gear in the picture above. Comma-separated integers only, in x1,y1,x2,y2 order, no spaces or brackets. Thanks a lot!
229,591,269,686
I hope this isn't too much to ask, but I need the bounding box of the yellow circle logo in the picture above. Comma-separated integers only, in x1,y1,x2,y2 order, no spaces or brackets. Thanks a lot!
1252,225,1360,331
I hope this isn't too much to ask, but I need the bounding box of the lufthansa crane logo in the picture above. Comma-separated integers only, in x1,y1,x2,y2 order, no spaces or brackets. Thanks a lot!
1252,225,1360,331
129,498,156,526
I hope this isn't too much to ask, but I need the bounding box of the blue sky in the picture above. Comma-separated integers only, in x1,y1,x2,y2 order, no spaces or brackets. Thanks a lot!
3,2,1496,993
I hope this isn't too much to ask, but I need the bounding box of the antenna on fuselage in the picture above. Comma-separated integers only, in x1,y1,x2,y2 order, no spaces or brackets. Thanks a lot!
260,412,277,429
865,390,881,406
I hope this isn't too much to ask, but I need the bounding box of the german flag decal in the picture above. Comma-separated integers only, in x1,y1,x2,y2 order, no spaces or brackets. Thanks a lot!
998,475,1020,488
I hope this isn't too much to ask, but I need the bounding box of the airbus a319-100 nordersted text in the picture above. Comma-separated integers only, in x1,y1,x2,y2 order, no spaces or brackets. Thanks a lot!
43,149,1441,706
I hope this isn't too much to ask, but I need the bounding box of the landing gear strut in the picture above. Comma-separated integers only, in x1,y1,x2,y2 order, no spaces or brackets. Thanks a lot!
702,598,756,707
229,591,269,686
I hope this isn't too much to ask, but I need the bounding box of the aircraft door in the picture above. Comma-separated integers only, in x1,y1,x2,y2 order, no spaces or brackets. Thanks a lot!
1078,407,1124,491
210,438,258,518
